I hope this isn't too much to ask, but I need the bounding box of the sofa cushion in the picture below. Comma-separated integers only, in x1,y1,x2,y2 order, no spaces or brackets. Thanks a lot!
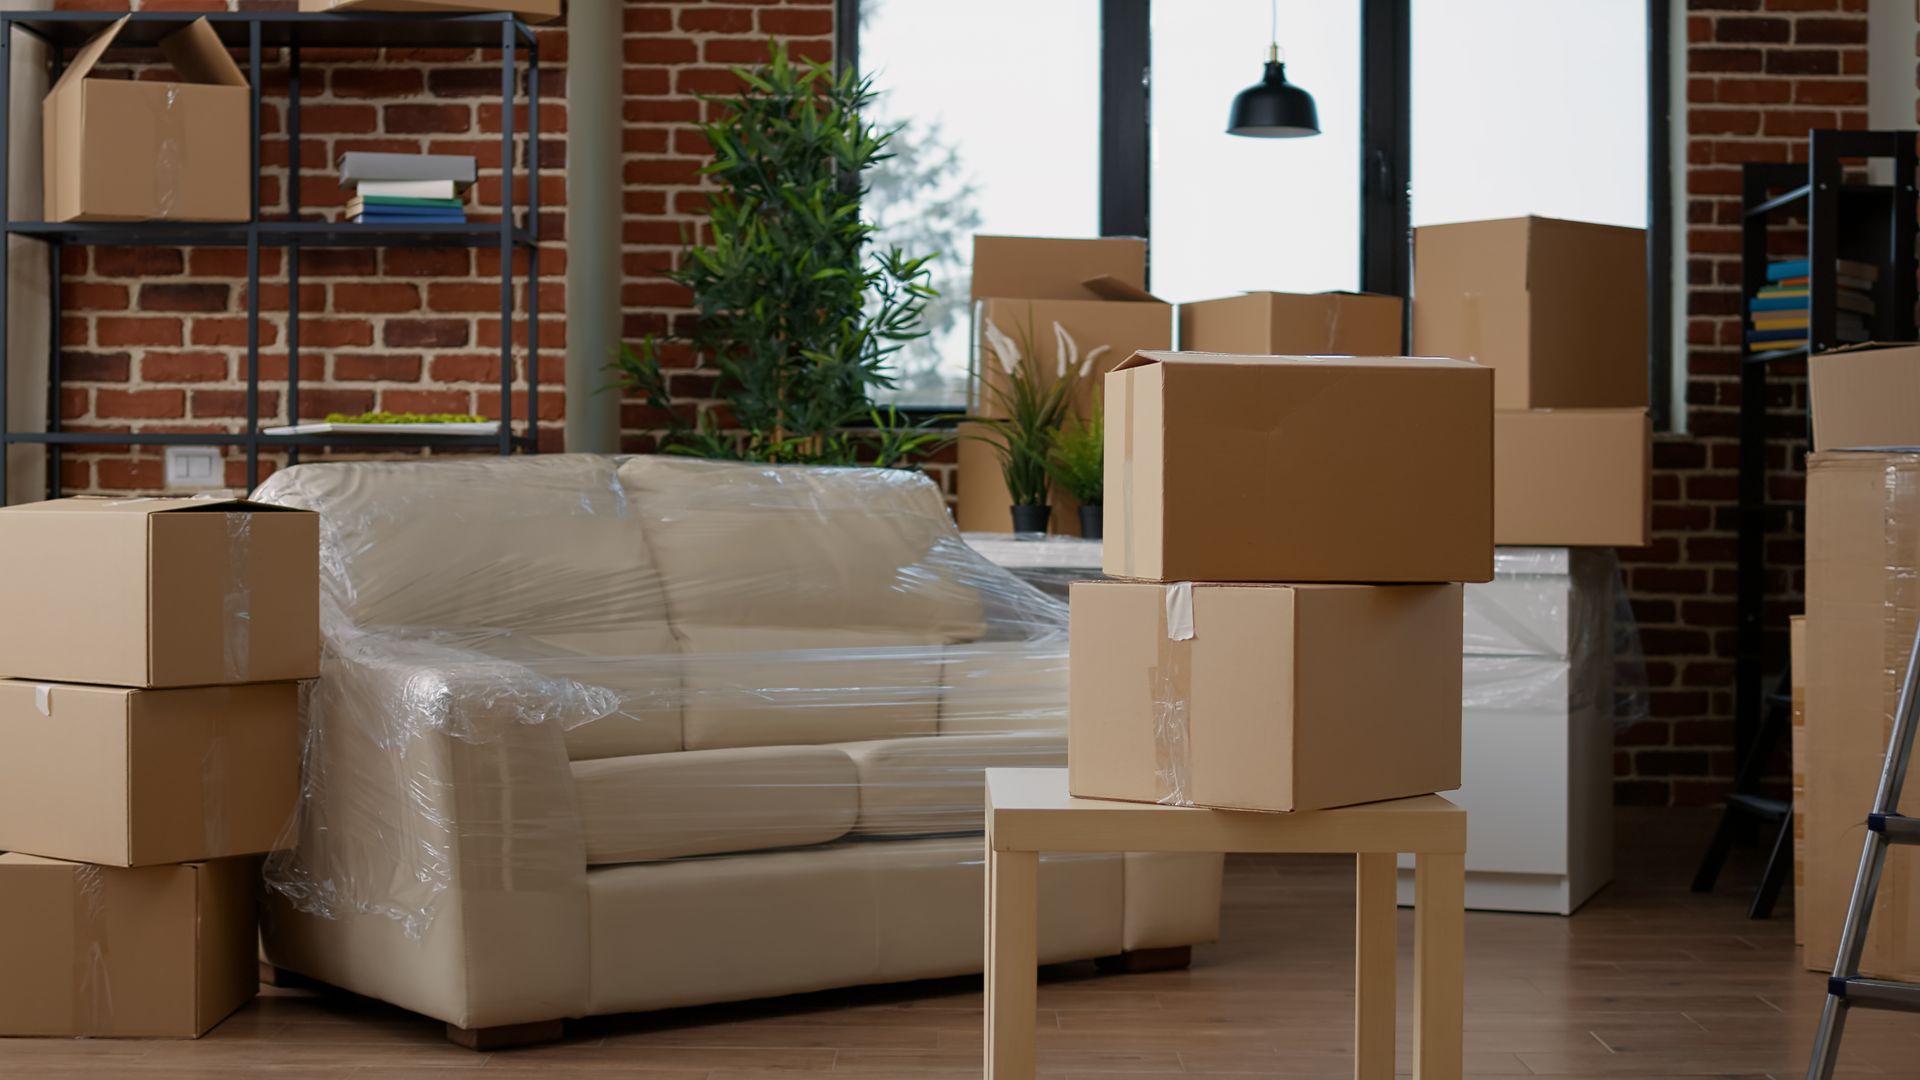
835,732,1065,837
677,628,945,751
938,641,1069,736
570,745,857,865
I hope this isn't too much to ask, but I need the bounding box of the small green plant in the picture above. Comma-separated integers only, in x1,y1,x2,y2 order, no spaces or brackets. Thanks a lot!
324,411,485,425
964,314,1090,507
1047,395,1103,506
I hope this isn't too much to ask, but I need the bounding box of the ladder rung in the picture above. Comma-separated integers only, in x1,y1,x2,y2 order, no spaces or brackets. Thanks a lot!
1867,813,1920,845
1828,976,1920,1013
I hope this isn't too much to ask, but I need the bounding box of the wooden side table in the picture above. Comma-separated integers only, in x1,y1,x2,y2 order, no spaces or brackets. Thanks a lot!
985,768,1467,1080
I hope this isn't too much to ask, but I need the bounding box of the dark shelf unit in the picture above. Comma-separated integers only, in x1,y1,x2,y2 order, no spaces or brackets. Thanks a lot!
1699,131,1919,912
0,10,546,504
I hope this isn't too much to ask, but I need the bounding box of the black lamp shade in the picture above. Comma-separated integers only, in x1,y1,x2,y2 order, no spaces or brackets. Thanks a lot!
1227,61,1320,138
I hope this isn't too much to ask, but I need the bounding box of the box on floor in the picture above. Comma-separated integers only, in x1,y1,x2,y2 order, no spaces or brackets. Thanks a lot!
1067,579,1463,813
44,18,249,223
1177,291,1404,356
1101,351,1493,583
1803,450,1920,979
0,496,320,688
1809,342,1920,451
0,680,300,866
1494,408,1651,547
957,235,1172,537
1413,216,1647,410
0,854,258,1037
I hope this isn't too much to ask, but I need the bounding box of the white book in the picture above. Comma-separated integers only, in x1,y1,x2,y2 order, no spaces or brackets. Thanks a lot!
355,179,461,199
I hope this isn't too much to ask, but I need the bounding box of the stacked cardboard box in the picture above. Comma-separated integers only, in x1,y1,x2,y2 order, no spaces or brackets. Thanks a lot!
1414,216,1651,547
0,497,320,1037
956,236,1173,536
1177,290,1404,357
1068,351,1493,812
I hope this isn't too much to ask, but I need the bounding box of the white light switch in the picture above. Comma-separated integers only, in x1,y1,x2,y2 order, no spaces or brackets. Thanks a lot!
163,446,224,490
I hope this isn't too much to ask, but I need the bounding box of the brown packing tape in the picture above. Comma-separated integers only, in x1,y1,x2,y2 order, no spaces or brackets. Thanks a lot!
151,86,186,219
1322,302,1340,353
71,863,110,1035
1117,371,1135,576
223,510,254,682
1149,584,1195,806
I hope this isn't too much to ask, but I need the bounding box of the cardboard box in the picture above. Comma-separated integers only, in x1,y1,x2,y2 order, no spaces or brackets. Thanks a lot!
1067,579,1462,812
958,236,1173,536
0,497,320,688
1178,291,1404,356
1102,352,1494,583
0,680,299,866
298,0,562,20
1810,343,1920,451
43,17,249,223
0,854,257,1037
1493,409,1651,547
1803,450,1920,979
1413,216,1647,410
1790,613,1807,947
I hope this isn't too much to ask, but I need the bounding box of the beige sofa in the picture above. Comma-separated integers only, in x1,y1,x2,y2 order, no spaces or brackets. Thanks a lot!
253,455,1222,1045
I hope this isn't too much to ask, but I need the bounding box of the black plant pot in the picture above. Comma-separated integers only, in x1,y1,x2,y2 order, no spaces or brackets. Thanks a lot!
1078,503,1103,541
1010,504,1051,535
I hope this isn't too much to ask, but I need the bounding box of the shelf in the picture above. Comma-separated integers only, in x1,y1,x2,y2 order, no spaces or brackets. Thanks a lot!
4,431,530,451
0,10,541,50
5,221,536,249
1743,347,1808,366
1745,185,1810,219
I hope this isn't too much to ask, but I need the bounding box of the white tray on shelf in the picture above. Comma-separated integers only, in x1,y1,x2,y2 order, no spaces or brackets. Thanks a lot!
261,421,500,436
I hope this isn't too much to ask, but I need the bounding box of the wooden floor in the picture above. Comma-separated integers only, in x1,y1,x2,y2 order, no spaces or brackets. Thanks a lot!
3,809,1916,1078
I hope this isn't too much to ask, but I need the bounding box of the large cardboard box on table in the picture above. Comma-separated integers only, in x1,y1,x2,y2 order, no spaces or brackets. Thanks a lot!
0,496,320,688
1803,450,1920,979
956,235,1173,536
0,854,257,1037
43,17,250,223
299,0,562,19
1102,352,1494,583
1178,291,1404,356
1068,579,1463,812
1494,408,1651,547
1809,343,1920,451
1413,216,1647,410
0,680,299,867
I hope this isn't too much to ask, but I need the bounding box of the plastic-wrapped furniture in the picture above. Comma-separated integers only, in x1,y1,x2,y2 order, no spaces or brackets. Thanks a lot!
252,455,1222,1046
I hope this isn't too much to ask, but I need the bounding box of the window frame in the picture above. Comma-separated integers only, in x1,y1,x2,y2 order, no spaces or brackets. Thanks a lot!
842,0,1673,428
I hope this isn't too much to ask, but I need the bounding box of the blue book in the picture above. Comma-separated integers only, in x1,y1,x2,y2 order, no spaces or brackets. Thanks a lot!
352,211,468,224
1766,259,1810,281
1750,295,1810,312
1746,327,1807,343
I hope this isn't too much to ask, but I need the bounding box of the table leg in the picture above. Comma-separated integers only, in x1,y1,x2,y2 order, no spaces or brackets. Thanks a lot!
1354,852,1397,1080
986,847,1039,1080
1413,851,1464,1080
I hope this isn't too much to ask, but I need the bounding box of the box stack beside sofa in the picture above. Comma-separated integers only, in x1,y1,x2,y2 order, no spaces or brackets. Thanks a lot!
0,497,319,1037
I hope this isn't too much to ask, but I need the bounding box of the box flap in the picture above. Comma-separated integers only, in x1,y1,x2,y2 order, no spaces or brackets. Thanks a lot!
1114,349,1483,372
1818,340,1920,357
1081,275,1163,303
4,496,304,517
48,15,129,95
971,235,1147,301
159,19,250,88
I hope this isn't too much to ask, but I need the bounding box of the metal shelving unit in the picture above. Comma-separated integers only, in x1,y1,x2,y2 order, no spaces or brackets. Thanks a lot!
0,10,546,503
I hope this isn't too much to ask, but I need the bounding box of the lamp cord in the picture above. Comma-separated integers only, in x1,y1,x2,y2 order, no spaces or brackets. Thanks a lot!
1268,0,1281,64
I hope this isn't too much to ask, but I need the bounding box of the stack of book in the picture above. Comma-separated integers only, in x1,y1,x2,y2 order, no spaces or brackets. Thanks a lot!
338,151,476,225
1747,257,1878,354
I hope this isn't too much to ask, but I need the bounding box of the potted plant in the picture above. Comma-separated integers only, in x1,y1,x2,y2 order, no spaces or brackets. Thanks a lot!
1047,394,1104,540
609,43,939,466
967,315,1101,534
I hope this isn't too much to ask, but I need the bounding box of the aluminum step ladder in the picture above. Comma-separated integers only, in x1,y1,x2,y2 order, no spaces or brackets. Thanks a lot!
1806,621,1920,1079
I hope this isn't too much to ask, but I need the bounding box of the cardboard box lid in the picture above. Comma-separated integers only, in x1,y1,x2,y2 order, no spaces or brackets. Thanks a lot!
1810,343,1920,451
7,494,303,517
1112,349,1478,372
971,235,1148,301
1415,215,1645,295
50,17,249,97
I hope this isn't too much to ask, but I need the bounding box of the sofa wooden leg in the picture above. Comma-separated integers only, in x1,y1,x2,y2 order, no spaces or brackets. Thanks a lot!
444,1018,566,1051
1095,945,1192,974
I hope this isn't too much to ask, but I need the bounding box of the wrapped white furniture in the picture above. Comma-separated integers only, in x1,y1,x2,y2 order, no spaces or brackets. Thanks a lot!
1398,547,1622,915
253,455,1222,1043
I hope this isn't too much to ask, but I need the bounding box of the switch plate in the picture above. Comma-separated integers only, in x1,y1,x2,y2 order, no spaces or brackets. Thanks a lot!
163,446,224,490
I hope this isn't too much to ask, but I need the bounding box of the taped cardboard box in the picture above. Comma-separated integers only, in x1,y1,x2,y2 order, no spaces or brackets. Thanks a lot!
1068,579,1462,812
1493,408,1651,547
1101,351,1494,583
43,17,249,223
0,854,257,1037
1803,450,1920,980
958,236,1172,536
1791,613,1806,947
1178,291,1404,356
0,680,299,867
0,497,319,688
1413,216,1646,410
299,0,561,20
1809,343,1920,451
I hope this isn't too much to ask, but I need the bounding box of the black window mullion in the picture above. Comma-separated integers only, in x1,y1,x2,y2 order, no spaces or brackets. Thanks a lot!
1361,0,1412,333
1099,0,1152,252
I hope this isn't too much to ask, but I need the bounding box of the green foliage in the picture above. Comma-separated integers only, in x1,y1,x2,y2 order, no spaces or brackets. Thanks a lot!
324,411,485,425
963,314,1081,507
1046,396,1103,505
610,42,937,466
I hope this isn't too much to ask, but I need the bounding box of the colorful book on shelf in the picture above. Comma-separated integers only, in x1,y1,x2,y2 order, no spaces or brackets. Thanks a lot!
350,209,469,224
1764,257,1880,283
1746,327,1808,344
349,195,465,211
355,179,464,200
1750,294,1810,312
1774,275,1809,287
337,152,477,188
1748,338,1807,353
1756,287,1808,299
1766,259,1809,281
1751,315,1809,331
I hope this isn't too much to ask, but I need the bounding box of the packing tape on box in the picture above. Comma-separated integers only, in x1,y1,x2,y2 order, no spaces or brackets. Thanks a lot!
35,684,51,717
1321,302,1341,353
153,86,184,220
71,863,111,1034
1116,371,1136,575
223,510,253,683
1150,582,1195,806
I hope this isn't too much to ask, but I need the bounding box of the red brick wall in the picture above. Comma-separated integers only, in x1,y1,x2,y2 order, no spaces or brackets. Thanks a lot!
1616,0,1871,805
